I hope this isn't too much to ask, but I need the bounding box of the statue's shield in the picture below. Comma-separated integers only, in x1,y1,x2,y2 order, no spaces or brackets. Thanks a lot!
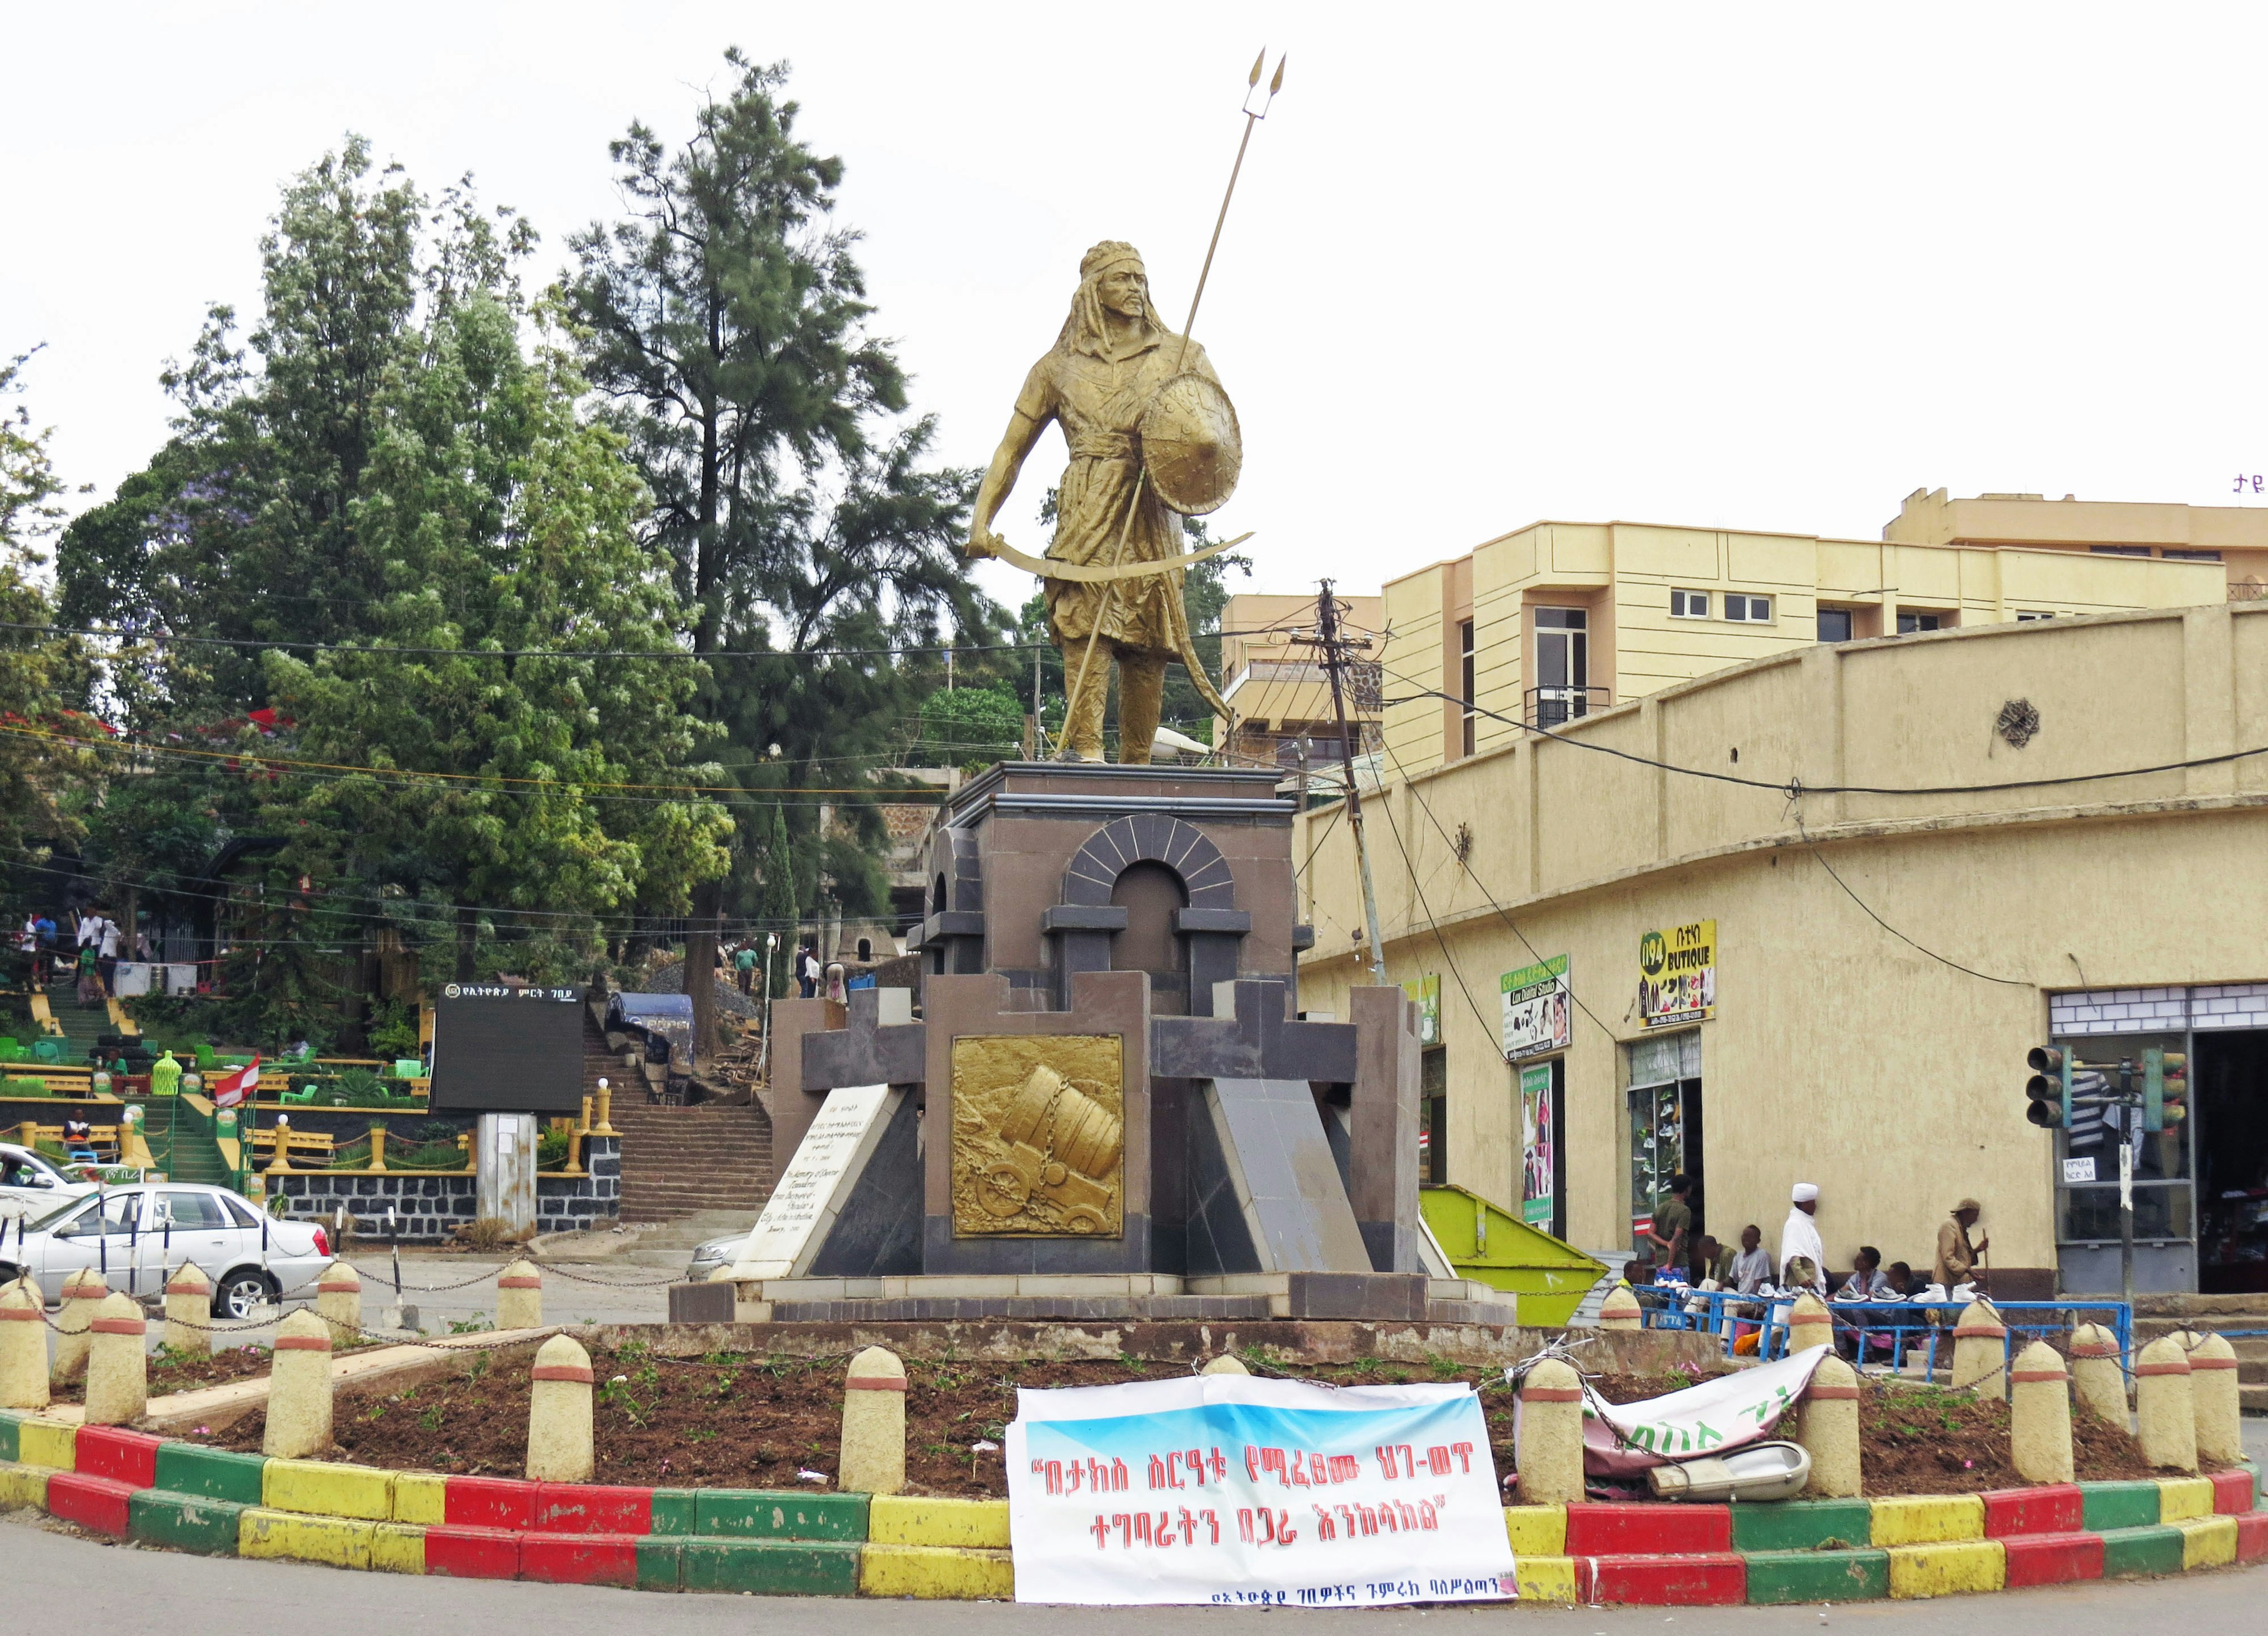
1138,372,1242,516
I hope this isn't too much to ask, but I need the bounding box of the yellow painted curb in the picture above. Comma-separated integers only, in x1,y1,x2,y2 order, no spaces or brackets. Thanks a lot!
372,1521,428,1575
2176,1515,2237,1570
1871,1494,1986,1546
392,1472,447,1526
2158,1477,2214,1523
264,1458,394,1522
1512,1555,1579,1604
1888,1539,2004,1599
240,1507,377,1569
17,1419,76,1471
859,1543,1015,1599
868,1495,1010,1548
1504,1505,1568,1556
0,1459,51,1508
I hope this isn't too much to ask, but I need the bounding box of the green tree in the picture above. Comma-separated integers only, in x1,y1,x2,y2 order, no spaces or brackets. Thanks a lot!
913,683,1025,770
563,50,997,1055
754,800,797,998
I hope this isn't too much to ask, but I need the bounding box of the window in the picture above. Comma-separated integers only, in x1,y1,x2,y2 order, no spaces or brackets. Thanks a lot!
1670,589,1710,619
154,1190,229,1231
2016,611,2054,622
1531,608,1590,729
1419,1046,1448,1184
221,1194,262,1228
1723,595,1772,623
2088,545,2150,557
1816,608,1853,643
1897,612,1941,634
1458,621,1475,758
2165,549,2223,562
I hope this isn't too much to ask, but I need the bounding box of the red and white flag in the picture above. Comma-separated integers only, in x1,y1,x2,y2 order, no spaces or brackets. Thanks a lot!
210,1055,260,1109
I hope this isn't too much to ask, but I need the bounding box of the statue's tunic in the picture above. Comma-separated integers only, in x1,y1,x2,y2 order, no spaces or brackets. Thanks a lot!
1014,331,1219,653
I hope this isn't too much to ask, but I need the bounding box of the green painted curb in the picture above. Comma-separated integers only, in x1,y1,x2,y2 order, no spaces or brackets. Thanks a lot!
1742,1547,1890,1605
1730,1500,1874,1553
129,1490,245,1557
2098,1524,2185,1579
154,1444,266,1506
649,1488,699,1537
0,1410,18,1463
2080,1481,2162,1532
2240,1461,2262,1513
692,1490,868,1542
679,1538,862,1596
634,1537,681,1592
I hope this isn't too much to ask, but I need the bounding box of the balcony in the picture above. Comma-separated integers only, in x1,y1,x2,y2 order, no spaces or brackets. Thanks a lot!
1524,686,1611,729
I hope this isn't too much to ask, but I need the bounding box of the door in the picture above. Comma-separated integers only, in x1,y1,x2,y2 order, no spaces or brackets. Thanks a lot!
142,1188,236,1292
1533,609,1589,727
1627,1030,1702,1265
37,1190,141,1302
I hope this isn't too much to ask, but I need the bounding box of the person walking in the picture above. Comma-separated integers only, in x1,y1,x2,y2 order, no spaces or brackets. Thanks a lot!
94,911,122,996
733,941,758,996
1934,1198,1989,1290
15,912,36,990
1778,1182,1827,1296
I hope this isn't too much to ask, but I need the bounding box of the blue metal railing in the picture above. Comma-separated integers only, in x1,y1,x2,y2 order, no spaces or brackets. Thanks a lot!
1629,1285,2132,1391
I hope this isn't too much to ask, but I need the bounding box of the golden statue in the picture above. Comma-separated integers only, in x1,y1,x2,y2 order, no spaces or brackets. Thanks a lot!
966,241,1241,762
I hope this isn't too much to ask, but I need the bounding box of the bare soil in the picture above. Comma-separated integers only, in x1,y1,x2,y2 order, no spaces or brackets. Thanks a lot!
177,1347,2179,1499
51,1344,280,1404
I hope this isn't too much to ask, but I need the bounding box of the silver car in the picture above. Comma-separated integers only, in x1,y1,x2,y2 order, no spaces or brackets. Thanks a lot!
684,1233,748,1283
0,1182,332,1319
0,1143,100,1219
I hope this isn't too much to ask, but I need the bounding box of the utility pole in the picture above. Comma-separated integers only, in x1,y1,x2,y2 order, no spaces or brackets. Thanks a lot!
1301,582,1386,985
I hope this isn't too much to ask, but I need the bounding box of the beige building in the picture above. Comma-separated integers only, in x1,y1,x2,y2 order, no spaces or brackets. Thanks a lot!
1215,592,1384,772
1379,512,2223,781
1886,487,2268,598
1293,601,2268,1298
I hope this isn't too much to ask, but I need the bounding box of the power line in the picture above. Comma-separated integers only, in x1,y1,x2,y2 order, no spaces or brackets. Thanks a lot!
1790,812,2031,987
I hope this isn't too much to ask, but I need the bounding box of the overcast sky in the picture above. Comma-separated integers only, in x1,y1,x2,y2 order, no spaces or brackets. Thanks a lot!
8,2,2267,614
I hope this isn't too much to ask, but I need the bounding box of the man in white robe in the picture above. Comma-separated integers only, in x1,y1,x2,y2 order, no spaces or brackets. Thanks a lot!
1779,1182,1827,1296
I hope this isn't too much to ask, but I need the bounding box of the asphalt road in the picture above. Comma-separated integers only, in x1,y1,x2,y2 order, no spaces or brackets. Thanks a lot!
3,1511,2263,1632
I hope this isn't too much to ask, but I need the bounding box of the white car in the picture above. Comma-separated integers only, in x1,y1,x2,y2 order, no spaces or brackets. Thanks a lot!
0,1143,100,1218
0,1182,332,1319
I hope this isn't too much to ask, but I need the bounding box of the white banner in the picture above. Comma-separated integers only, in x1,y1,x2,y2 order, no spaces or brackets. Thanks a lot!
1578,1343,1829,1475
1006,1374,1514,1608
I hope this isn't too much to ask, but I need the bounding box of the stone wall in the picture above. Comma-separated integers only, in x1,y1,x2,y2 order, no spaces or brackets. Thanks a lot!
271,1137,619,1240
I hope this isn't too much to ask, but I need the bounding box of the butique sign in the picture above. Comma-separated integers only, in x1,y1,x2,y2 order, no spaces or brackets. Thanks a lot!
1637,919,1716,1029
1005,1375,1514,1607
1499,954,1570,1060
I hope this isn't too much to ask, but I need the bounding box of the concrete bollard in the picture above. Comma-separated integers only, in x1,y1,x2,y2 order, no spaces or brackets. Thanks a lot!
1797,1353,1862,1497
315,1260,363,1343
496,1259,543,1331
2133,1334,2197,1472
1950,1298,2008,1394
2069,1322,2126,1425
1515,1357,1585,1505
1788,1293,1834,1355
1598,1286,1642,1330
265,1308,334,1459
2009,1340,2074,1485
839,1346,907,1495
50,1267,107,1385
0,1276,48,1410
2184,1331,2243,1465
83,1290,148,1426
1199,1355,1250,1376
164,1261,213,1356
526,1334,595,1482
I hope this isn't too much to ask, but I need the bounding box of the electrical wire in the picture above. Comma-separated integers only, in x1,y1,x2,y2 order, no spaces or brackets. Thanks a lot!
1790,811,2030,987
0,619,1047,664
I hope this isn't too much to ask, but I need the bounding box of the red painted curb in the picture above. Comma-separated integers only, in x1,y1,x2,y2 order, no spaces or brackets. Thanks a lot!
444,1475,538,1531
73,1425,160,1490
520,1531,640,1586
1982,1484,2084,1537
2208,1471,2253,1516
46,1472,135,1536
425,1525,523,1580
2000,1530,2104,1587
533,1482,654,1536
1577,1552,1745,1605
2235,1513,2268,1565
1565,1503,1732,1556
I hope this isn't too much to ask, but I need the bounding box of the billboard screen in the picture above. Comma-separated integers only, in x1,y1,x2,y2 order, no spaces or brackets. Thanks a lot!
428,983,586,1113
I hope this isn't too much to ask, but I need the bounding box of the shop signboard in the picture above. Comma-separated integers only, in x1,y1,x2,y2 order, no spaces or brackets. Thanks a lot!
1402,975,1441,1047
1518,1063,1554,1228
1499,954,1570,1060
1637,920,1715,1029
1006,1373,1515,1606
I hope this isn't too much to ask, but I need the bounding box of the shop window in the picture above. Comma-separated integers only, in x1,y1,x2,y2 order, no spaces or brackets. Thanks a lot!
2052,1029,2191,1244
1625,1031,1703,1269
1723,595,1772,623
1419,1045,1448,1185
1670,589,1710,619
1817,608,1853,643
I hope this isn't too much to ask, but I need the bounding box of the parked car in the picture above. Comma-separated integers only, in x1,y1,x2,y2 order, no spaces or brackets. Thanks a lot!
0,1182,330,1319
684,1233,748,1284
0,1143,100,1219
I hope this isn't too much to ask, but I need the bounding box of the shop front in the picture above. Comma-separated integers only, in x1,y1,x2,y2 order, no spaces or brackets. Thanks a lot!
2050,983,2268,1295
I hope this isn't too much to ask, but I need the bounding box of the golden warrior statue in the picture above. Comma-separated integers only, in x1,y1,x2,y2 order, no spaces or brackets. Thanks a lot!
966,240,1242,763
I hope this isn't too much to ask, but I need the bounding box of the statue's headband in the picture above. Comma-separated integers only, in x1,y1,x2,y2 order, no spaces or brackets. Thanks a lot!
1080,242,1145,281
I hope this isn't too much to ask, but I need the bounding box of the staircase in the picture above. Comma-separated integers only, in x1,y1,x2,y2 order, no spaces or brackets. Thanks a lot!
609,1097,775,1225
2132,1297,2268,1412
53,993,110,1057
148,1096,233,1188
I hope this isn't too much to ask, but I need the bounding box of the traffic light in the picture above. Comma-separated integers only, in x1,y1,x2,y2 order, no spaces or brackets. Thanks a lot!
2143,1048,2186,1133
2025,1046,2068,1128
2027,1045,2115,1132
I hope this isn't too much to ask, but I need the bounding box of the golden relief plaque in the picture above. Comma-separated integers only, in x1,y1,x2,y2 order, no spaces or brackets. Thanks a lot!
950,1035,1125,1237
